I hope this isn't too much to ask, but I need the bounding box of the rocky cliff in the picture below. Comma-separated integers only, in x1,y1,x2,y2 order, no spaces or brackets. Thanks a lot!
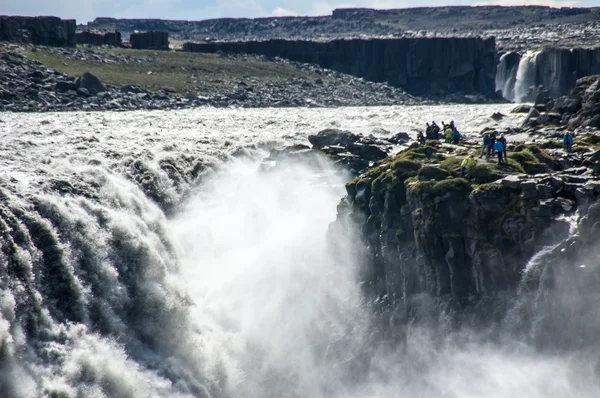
0,16,76,47
76,31,122,47
183,38,497,97
130,31,169,50
328,132,600,330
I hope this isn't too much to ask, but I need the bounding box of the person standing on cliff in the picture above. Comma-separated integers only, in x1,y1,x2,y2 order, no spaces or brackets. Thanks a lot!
452,128,461,145
494,139,505,165
489,132,497,158
499,134,508,162
563,132,574,153
431,122,440,140
480,133,491,159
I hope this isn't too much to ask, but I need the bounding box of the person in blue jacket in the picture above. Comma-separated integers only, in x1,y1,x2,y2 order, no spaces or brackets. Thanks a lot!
563,132,574,153
494,139,505,165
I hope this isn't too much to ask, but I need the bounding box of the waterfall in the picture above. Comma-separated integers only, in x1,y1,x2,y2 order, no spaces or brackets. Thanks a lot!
495,52,520,101
2,108,600,397
513,51,540,103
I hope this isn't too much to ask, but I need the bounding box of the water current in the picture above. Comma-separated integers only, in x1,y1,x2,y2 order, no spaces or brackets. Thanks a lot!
1,105,599,397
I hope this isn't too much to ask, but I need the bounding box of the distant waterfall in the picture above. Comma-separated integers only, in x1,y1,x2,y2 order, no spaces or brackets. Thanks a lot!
513,51,540,103
495,51,540,103
495,52,520,101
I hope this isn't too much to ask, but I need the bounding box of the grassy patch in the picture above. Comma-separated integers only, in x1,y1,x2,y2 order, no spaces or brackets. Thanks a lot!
440,156,462,176
469,164,503,184
23,47,325,96
512,144,557,172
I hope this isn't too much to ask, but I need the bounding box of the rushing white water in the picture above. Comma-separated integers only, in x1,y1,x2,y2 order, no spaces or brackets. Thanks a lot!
495,52,519,101
513,51,540,103
1,105,599,397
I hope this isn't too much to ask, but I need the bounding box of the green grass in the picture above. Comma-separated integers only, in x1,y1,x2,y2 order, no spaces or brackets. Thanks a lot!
23,46,326,96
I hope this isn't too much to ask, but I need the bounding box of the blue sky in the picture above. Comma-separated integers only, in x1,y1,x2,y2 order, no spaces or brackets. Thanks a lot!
0,0,595,24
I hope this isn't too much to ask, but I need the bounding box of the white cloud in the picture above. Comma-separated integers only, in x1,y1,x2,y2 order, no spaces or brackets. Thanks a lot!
272,7,298,16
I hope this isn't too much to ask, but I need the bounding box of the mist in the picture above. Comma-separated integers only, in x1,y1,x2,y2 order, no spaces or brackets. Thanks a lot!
167,155,600,398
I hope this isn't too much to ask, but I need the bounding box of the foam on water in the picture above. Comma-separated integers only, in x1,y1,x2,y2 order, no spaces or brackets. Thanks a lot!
1,105,599,397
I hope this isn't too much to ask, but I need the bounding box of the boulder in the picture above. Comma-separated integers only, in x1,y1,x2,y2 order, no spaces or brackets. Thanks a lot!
55,81,73,92
512,105,532,114
308,128,359,148
389,132,411,144
75,72,106,95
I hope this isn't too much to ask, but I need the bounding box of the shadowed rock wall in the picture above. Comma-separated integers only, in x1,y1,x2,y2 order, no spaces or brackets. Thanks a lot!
182,38,497,97
0,16,76,46
130,31,169,50
76,31,122,47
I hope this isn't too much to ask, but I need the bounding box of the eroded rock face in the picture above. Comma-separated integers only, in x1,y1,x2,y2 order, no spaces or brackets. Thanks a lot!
76,31,122,47
182,37,497,97
333,139,600,328
130,31,169,50
0,16,76,47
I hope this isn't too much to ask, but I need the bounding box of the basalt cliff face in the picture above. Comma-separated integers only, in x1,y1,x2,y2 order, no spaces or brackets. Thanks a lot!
183,38,497,97
327,134,600,337
0,16,76,47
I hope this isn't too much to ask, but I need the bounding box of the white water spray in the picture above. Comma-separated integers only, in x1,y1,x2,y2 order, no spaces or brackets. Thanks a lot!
513,51,540,103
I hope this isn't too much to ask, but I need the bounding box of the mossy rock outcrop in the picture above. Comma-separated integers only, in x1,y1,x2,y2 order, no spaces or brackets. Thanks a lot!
334,140,600,327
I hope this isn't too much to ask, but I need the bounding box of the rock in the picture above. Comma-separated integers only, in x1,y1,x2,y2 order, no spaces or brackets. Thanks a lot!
502,175,522,189
182,37,498,97
308,129,359,148
130,31,169,50
491,112,504,120
75,72,106,95
553,96,582,114
521,107,540,127
0,16,76,47
511,104,531,114
121,84,147,94
55,81,73,92
76,31,122,47
418,166,451,181
388,132,411,144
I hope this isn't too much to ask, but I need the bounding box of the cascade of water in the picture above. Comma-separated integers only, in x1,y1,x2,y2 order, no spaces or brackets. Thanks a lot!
2,109,600,397
513,51,541,103
495,52,520,101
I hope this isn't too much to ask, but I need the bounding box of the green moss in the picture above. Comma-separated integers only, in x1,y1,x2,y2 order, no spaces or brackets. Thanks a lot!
505,159,526,174
511,144,557,172
395,229,406,239
469,164,502,184
440,156,462,175
417,165,452,181
473,182,506,194
408,177,472,197
346,177,371,188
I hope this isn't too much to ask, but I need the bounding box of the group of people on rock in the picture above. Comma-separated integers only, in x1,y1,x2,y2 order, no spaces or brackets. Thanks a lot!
480,131,508,165
418,123,576,171
420,121,461,145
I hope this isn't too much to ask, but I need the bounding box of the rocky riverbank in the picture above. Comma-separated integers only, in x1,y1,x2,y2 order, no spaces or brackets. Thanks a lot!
0,44,422,112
